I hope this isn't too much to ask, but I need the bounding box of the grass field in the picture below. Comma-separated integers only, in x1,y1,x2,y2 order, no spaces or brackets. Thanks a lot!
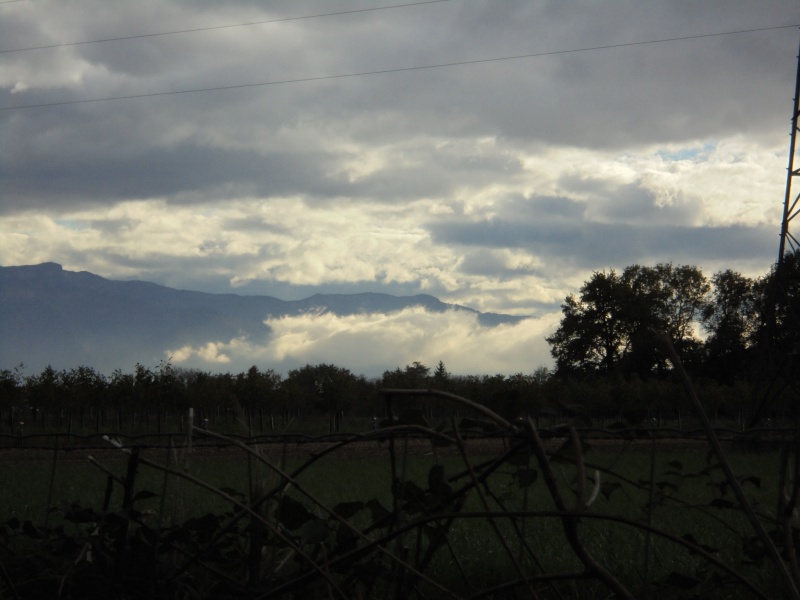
1,426,793,599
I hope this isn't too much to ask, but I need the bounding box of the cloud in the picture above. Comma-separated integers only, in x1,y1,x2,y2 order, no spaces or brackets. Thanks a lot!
167,307,559,377
1,1,797,375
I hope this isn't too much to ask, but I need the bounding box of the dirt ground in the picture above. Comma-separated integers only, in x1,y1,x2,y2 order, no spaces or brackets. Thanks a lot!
0,435,716,465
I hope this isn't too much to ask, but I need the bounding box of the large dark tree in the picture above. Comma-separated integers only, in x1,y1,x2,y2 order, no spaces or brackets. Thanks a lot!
701,269,757,382
755,249,800,356
546,270,632,375
547,263,710,377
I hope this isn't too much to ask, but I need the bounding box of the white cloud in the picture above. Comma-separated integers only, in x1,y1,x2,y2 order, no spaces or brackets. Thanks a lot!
167,308,560,377
1,0,796,374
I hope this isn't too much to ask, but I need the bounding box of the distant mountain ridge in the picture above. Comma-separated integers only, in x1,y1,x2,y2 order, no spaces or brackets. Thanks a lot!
0,263,527,373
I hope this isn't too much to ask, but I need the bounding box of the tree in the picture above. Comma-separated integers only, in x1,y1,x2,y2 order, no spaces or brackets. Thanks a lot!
547,264,710,377
701,270,757,382
546,270,632,375
433,361,450,388
283,364,359,415
25,365,60,413
620,263,708,372
0,364,24,409
234,366,281,415
754,249,800,356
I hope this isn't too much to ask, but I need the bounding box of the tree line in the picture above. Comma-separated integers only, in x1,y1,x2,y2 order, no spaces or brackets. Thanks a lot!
1,251,797,427
547,250,799,383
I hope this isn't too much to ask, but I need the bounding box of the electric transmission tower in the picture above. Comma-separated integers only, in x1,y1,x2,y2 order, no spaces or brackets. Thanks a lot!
746,37,800,428
778,38,800,264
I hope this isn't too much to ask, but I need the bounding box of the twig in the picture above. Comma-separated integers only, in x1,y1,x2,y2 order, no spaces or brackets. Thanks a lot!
134,453,349,598
452,417,541,599
380,388,517,430
0,555,21,600
193,426,460,600
655,330,800,600
360,509,771,600
526,418,635,600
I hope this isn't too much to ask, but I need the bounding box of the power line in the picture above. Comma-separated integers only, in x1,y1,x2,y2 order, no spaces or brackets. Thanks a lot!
0,0,452,54
1,23,797,112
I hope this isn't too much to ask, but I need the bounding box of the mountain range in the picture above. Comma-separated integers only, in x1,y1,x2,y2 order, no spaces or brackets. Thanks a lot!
0,263,527,374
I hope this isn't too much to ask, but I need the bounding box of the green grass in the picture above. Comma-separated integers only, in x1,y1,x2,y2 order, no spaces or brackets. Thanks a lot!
0,435,793,599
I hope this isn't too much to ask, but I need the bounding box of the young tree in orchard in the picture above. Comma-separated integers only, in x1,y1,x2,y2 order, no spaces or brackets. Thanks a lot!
283,364,359,415
234,366,281,416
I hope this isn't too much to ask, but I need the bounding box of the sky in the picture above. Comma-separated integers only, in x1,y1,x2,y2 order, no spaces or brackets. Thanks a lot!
1,0,798,377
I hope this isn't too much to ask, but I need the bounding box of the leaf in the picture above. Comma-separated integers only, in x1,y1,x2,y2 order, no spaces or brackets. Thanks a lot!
515,468,538,488
701,463,723,475
133,490,159,503
667,460,683,470
219,486,245,499
4,516,20,531
428,464,453,499
742,536,766,562
277,495,314,530
394,480,427,515
664,571,700,589
161,526,193,545
335,522,359,550
682,533,719,556
428,464,445,490
184,513,221,538
656,481,679,493
365,499,391,527
22,520,45,539
138,524,158,546
709,498,735,510
60,502,98,524
300,518,330,544
506,446,532,467
741,475,761,488
600,482,622,500
333,501,364,519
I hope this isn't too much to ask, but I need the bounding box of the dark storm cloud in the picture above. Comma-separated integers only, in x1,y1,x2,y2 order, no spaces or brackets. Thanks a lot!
437,185,774,280
1,136,343,211
430,214,776,271
1,1,796,289
2,0,796,215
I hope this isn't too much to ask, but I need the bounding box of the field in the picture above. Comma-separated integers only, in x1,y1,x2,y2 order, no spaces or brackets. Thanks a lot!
1,414,797,599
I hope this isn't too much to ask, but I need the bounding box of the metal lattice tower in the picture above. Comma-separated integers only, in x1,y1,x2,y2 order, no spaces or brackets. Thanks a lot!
747,36,800,428
778,38,800,266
